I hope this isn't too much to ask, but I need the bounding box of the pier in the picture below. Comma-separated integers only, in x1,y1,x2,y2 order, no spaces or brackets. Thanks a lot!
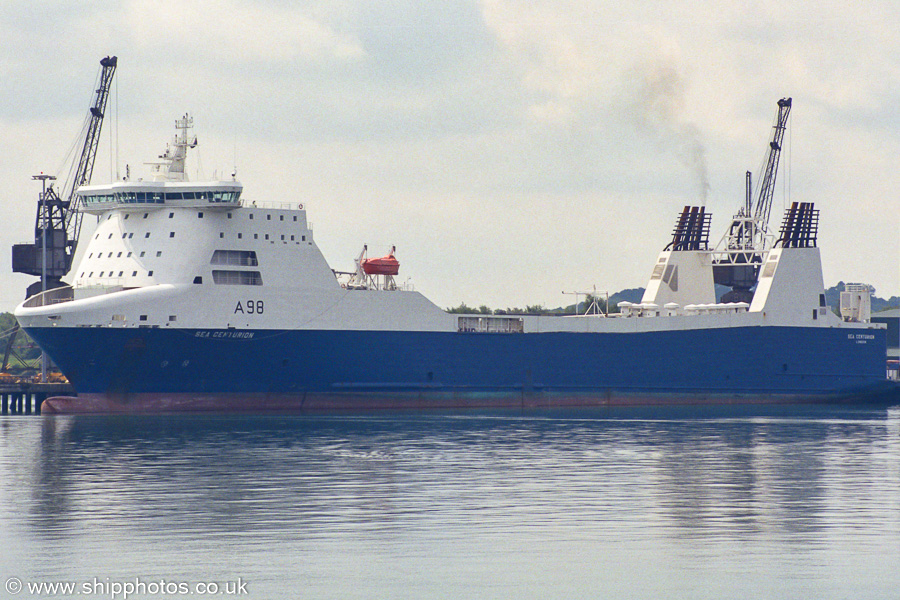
0,383,74,415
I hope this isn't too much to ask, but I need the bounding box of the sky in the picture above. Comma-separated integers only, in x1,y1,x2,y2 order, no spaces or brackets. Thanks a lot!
1,0,897,312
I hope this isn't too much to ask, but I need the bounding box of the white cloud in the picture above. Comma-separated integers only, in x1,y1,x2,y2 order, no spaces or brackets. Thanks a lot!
0,0,897,312
124,0,365,64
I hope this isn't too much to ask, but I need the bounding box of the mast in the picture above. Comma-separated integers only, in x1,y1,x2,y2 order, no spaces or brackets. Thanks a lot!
149,114,198,181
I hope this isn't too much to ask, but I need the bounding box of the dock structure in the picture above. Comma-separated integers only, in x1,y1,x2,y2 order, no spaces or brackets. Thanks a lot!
0,383,74,415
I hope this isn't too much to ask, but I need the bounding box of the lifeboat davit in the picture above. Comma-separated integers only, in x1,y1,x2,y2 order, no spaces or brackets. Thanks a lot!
362,249,400,276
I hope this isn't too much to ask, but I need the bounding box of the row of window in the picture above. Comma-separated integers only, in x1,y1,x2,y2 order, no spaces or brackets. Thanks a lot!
223,233,306,242
82,270,154,278
88,250,158,259
81,190,241,205
78,268,262,286
114,211,302,222
211,250,259,266
211,270,263,285
95,230,307,243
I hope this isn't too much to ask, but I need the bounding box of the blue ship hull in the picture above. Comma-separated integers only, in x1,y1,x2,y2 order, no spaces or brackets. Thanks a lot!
23,325,895,413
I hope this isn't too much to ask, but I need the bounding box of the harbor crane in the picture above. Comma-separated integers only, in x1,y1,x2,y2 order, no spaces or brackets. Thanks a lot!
5,56,117,376
12,55,117,299
712,97,792,303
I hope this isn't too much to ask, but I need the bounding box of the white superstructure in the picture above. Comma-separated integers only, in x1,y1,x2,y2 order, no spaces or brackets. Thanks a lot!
12,110,894,415
15,116,880,339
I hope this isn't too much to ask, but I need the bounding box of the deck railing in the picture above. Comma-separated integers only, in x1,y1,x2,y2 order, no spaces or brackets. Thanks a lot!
22,285,75,308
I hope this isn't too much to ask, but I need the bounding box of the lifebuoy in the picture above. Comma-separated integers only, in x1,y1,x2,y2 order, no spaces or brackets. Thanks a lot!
298,203,304,210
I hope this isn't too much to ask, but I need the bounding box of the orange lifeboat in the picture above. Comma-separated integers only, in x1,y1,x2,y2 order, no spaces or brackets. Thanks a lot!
362,248,400,276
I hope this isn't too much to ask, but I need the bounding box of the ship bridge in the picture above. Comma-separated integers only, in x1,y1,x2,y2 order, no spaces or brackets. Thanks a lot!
77,181,242,213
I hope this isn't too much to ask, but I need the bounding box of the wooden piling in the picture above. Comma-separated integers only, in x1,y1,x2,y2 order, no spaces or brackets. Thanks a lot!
0,383,73,415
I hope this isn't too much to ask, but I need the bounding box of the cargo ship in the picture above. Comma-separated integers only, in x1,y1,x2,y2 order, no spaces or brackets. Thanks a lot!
14,104,897,413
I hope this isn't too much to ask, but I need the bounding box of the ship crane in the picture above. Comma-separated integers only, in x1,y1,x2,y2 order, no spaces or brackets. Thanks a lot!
712,97,792,303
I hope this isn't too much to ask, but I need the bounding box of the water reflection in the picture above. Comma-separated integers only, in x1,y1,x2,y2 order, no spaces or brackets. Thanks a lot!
20,406,900,539
2,404,899,598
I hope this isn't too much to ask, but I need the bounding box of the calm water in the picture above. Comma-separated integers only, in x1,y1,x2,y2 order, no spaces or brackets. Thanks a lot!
2,405,900,599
